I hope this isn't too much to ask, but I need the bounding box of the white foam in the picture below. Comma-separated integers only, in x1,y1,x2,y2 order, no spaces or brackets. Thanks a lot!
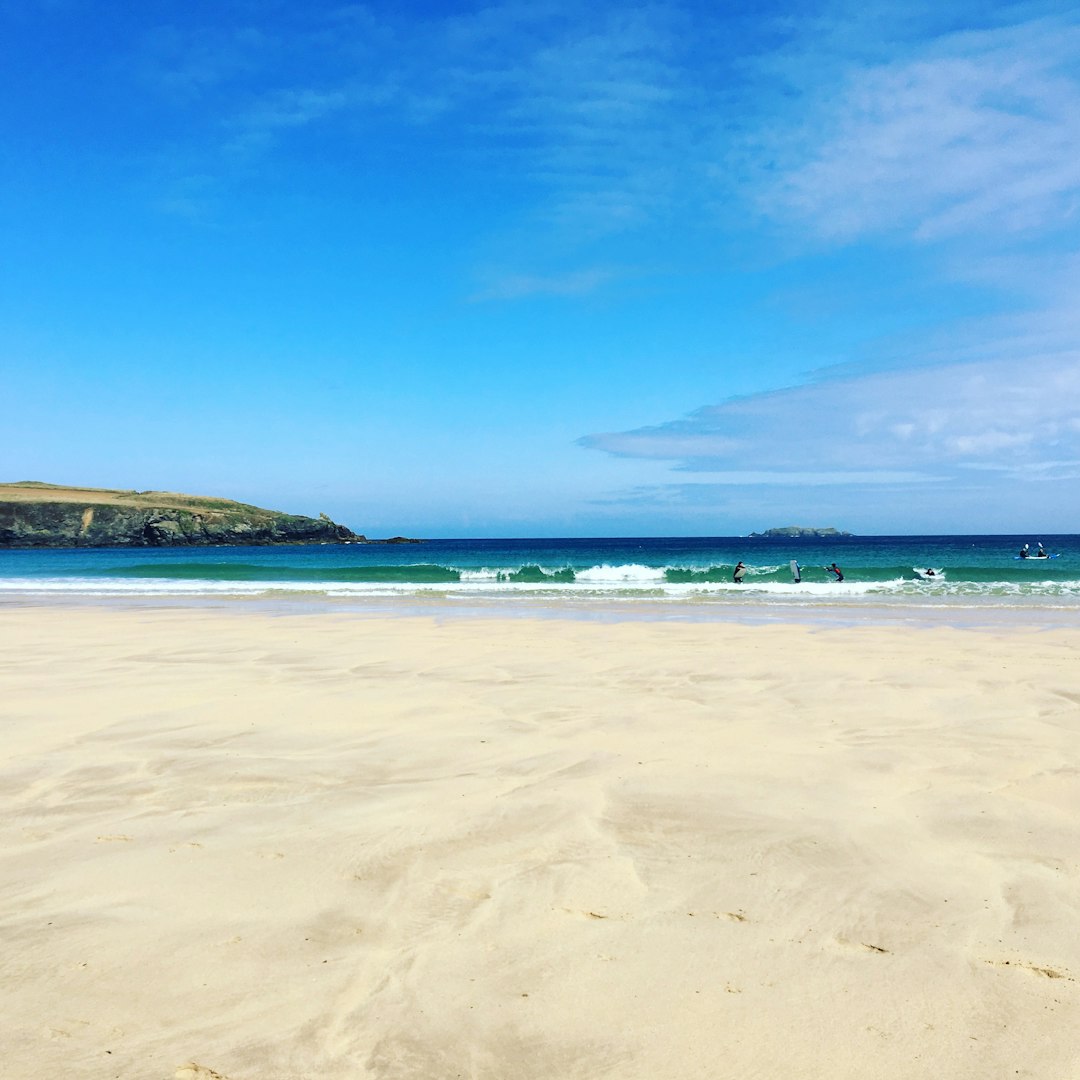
575,563,666,583
3,574,1080,605
0,577,343,597
458,568,501,582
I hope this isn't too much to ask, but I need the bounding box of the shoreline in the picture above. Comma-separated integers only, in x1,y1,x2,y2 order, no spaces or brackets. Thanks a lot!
3,605,1079,1078
4,588,1080,630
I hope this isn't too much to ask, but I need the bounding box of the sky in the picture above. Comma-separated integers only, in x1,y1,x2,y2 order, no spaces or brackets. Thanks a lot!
3,0,1080,537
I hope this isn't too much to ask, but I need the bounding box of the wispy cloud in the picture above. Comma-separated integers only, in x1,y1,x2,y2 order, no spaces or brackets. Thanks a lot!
223,87,350,156
634,470,941,485
573,5,1080,522
581,354,1080,481
470,266,620,301
139,22,271,101
752,16,1080,242
139,3,701,227
135,4,1080,250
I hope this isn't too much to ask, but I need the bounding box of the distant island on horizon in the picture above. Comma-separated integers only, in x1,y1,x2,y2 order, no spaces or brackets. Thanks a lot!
0,481,418,548
747,526,854,538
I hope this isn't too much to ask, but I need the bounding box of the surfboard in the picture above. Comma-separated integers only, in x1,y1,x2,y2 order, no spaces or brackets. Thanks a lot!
789,560,801,582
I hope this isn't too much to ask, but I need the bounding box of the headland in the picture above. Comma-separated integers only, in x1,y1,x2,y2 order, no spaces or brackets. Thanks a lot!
0,481,412,547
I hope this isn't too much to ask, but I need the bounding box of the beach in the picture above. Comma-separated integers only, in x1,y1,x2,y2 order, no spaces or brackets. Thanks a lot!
2,602,1078,1080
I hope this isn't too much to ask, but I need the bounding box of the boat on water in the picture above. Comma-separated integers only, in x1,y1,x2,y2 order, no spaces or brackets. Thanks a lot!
1016,542,1059,560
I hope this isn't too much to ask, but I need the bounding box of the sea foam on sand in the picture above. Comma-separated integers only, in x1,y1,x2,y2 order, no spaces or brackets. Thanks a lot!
1,605,1078,1079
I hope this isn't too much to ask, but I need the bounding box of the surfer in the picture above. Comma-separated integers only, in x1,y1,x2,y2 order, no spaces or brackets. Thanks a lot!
733,561,747,584
825,562,844,583
1037,542,1047,557
1019,543,1029,559
924,568,936,577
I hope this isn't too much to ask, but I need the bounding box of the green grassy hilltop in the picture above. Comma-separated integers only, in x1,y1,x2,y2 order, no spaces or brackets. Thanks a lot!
0,482,364,547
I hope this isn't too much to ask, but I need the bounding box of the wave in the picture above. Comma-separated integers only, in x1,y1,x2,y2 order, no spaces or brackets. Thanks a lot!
97,559,1029,586
0,550,1076,604
102,562,464,583
4,571,1080,603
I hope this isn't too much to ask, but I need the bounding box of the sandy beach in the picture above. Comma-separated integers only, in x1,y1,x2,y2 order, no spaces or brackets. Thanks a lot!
1,603,1078,1080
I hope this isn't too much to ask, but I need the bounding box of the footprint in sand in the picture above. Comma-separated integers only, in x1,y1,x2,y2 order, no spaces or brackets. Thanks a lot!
832,935,890,955
176,1064,230,1080
985,959,1071,980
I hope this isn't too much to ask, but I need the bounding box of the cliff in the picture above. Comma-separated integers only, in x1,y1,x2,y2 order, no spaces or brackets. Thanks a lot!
0,482,370,548
747,526,854,538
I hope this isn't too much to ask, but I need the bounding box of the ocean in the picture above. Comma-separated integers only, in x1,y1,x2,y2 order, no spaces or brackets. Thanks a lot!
1,535,1078,617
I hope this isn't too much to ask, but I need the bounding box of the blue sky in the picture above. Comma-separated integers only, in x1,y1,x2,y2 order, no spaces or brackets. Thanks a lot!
3,0,1079,536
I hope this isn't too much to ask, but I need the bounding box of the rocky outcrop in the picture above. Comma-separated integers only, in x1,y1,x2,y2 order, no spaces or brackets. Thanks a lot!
0,482,372,547
748,526,854,538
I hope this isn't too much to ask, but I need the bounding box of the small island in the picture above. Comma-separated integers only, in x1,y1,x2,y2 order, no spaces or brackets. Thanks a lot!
747,525,854,538
0,481,418,548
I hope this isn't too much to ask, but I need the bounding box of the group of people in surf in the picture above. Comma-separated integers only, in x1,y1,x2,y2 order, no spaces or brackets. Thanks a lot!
1018,542,1048,558
731,560,843,584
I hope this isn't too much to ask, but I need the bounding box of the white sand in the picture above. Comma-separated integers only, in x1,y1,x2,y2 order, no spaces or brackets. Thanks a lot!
1,605,1078,1079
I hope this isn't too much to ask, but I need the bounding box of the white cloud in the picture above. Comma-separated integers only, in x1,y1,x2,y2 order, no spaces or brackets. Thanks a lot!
138,4,1080,253
654,469,941,485
580,354,1080,481
755,17,1080,242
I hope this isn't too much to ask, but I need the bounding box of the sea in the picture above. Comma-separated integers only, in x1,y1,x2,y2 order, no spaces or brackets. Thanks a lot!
1,535,1078,623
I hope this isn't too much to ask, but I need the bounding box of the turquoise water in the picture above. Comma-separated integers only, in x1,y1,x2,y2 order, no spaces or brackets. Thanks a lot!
1,535,1078,611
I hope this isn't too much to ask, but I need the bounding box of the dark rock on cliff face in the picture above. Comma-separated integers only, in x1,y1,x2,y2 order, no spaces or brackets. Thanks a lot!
0,483,369,547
